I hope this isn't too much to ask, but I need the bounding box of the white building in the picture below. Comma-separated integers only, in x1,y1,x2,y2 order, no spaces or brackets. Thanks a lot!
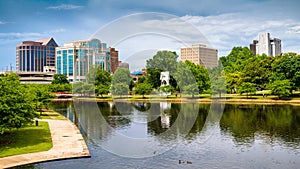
250,33,281,56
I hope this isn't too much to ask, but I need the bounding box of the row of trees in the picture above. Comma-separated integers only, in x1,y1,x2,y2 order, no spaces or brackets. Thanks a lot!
70,51,213,98
220,47,300,98
51,47,300,99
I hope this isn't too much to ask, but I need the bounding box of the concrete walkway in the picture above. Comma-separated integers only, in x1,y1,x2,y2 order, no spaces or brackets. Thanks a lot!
0,119,90,169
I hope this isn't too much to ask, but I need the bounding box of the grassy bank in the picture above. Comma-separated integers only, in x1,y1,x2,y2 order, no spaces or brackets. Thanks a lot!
0,121,53,158
70,93,300,105
39,110,67,120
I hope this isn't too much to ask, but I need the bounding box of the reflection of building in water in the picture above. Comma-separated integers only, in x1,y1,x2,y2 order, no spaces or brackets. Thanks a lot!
160,102,171,110
108,101,114,110
161,113,171,129
160,102,171,128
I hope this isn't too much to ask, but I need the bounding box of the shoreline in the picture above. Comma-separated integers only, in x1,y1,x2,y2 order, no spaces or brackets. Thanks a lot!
52,97,300,105
0,119,90,169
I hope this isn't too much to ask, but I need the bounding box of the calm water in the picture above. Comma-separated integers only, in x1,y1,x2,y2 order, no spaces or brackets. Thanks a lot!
20,101,300,169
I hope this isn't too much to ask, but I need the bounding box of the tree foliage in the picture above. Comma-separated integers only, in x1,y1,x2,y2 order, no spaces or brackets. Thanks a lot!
268,80,291,98
146,51,178,89
111,83,128,97
0,73,38,134
112,68,131,85
86,65,111,86
111,68,131,97
185,60,210,93
52,74,69,84
146,51,178,72
95,84,110,97
135,82,153,98
220,46,255,73
238,82,256,98
183,83,199,97
270,53,300,91
210,66,226,98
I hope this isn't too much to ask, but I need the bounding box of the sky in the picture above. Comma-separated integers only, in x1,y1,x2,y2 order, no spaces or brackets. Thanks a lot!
0,0,300,71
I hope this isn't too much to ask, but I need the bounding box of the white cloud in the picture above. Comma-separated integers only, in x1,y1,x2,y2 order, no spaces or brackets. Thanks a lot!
0,32,46,45
47,4,83,10
0,28,67,45
91,12,300,71
180,13,300,56
45,28,66,34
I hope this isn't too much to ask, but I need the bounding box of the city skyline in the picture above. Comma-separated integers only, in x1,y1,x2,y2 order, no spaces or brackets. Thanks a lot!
1,0,300,71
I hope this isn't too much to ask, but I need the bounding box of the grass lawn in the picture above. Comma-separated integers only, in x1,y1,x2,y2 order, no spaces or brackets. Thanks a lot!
39,111,66,120
0,121,53,158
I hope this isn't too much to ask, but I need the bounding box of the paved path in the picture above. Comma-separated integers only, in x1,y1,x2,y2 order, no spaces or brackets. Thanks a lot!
0,119,90,169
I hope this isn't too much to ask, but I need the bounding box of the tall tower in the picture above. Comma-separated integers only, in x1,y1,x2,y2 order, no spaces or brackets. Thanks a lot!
258,33,271,56
250,33,281,56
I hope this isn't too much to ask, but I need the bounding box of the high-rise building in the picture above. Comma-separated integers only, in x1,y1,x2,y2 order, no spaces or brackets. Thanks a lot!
16,38,58,72
109,47,119,74
250,33,281,56
180,44,218,68
56,38,114,82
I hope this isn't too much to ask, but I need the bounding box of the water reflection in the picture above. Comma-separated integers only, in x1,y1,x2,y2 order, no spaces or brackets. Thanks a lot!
220,104,300,148
50,102,300,149
46,101,300,168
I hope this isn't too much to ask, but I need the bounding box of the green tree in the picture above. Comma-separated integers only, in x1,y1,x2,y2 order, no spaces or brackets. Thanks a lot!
174,62,195,89
241,56,275,90
111,83,128,98
26,84,54,112
238,82,256,98
96,69,111,86
183,83,199,98
86,65,111,85
49,84,72,92
226,72,242,93
267,80,291,98
52,74,69,84
73,82,84,96
146,51,178,89
83,83,94,96
146,51,178,72
95,84,110,97
270,53,300,92
111,68,131,97
158,85,175,97
145,68,161,89
112,68,131,85
135,82,153,98
185,60,210,93
0,73,38,134
210,66,226,98
220,46,255,73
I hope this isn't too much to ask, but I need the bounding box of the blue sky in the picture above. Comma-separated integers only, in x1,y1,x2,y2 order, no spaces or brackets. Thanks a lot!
0,0,300,71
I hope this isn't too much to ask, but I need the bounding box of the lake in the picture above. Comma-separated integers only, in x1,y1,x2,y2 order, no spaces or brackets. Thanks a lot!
19,101,300,169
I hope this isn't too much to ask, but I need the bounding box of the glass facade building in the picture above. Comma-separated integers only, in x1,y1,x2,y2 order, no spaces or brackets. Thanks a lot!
16,38,58,72
56,39,113,82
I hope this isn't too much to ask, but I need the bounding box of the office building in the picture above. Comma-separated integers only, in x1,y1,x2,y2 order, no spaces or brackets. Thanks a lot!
250,33,282,56
109,47,119,74
16,38,58,72
56,38,114,82
180,44,218,68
